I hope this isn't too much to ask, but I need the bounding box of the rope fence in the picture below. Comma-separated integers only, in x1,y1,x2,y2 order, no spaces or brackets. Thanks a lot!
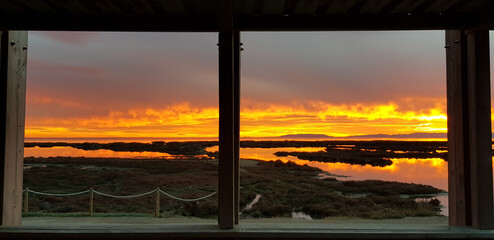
22,187,217,217
159,189,217,202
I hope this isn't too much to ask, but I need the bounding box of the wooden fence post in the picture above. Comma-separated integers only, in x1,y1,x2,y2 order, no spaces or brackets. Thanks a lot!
89,187,93,216
23,187,28,214
155,187,160,217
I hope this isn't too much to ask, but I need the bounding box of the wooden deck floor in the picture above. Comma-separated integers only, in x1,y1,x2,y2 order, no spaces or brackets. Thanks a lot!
0,216,493,239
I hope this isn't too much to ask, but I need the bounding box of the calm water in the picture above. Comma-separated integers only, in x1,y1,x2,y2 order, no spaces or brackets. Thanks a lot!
24,143,450,215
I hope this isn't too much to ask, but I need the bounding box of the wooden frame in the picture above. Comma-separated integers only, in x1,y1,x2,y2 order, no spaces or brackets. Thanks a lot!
0,1,492,232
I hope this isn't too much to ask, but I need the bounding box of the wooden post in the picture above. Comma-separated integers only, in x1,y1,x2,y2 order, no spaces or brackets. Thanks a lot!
23,187,28,214
0,31,27,226
465,29,493,230
218,29,235,229
446,29,494,230
155,187,160,217
89,187,93,216
233,29,240,225
216,0,236,230
446,29,470,227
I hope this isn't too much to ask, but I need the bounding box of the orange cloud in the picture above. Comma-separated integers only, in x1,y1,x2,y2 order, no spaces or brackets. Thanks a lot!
25,100,449,139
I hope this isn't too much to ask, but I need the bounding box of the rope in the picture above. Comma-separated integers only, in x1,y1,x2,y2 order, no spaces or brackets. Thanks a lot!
159,189,216,202
27,189,90,197
92,189,157,199
26,188,217,201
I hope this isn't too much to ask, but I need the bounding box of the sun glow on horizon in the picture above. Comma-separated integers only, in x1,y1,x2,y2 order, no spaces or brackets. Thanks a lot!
25,100,449,139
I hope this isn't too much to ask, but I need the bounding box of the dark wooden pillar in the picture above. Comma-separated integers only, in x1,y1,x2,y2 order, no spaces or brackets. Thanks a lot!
233,29,240,225
466,29,493,230
218,29,235,229
0,31,27,226
446,29,494,230
446,29,470,227
216,0,237,229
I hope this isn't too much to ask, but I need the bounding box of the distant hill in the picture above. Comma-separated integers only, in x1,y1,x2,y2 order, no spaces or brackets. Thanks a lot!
350,132,447,139
278,132,447,140
278,134,333,139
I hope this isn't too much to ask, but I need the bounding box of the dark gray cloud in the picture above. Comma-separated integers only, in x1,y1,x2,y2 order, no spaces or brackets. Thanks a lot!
26,31,493,121
241,31,446,105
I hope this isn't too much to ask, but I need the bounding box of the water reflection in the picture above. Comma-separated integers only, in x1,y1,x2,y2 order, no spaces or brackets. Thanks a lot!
24,146,174,159
205,146,326,161
26,145,447,190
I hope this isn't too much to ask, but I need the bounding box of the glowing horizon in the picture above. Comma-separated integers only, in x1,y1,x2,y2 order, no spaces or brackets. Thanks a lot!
25,100,448,139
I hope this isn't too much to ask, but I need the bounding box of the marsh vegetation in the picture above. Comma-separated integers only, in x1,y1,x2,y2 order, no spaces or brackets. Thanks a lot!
24,154,444,219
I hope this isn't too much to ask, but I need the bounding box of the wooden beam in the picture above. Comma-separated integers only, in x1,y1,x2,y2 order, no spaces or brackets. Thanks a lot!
0,14,219,32
233,29,240,225
237,13,479,31
215,0,233,32
466,29,494,230
446,29,470,227
465,2,494,32
0,12,489,32
216,0,235,230
0,31,27,226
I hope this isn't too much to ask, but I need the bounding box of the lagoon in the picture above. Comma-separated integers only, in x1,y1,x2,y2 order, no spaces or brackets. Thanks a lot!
24,140,452,216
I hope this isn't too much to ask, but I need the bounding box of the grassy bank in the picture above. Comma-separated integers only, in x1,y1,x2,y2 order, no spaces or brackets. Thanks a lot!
24,157,444,219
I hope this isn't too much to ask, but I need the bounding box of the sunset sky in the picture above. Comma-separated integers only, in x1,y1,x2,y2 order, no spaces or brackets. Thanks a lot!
25,31,494,139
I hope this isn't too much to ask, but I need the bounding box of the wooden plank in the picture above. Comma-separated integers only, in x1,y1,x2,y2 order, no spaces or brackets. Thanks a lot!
0,2,30,14
378,0,404,14
346,0,367,14
233,30,240,225
0,31,27,226
325,0,356,14
314,0,335,15
261,0,286,15
359,0,394,14
445,29,470,227
456,0,493,13
388,0,429,14
124,0,156,15
13,0,58,14
46,0,93,15
424,0,465,13
466,29,494,230
292,0,321,15
3,227,494,239
409,0,438,14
